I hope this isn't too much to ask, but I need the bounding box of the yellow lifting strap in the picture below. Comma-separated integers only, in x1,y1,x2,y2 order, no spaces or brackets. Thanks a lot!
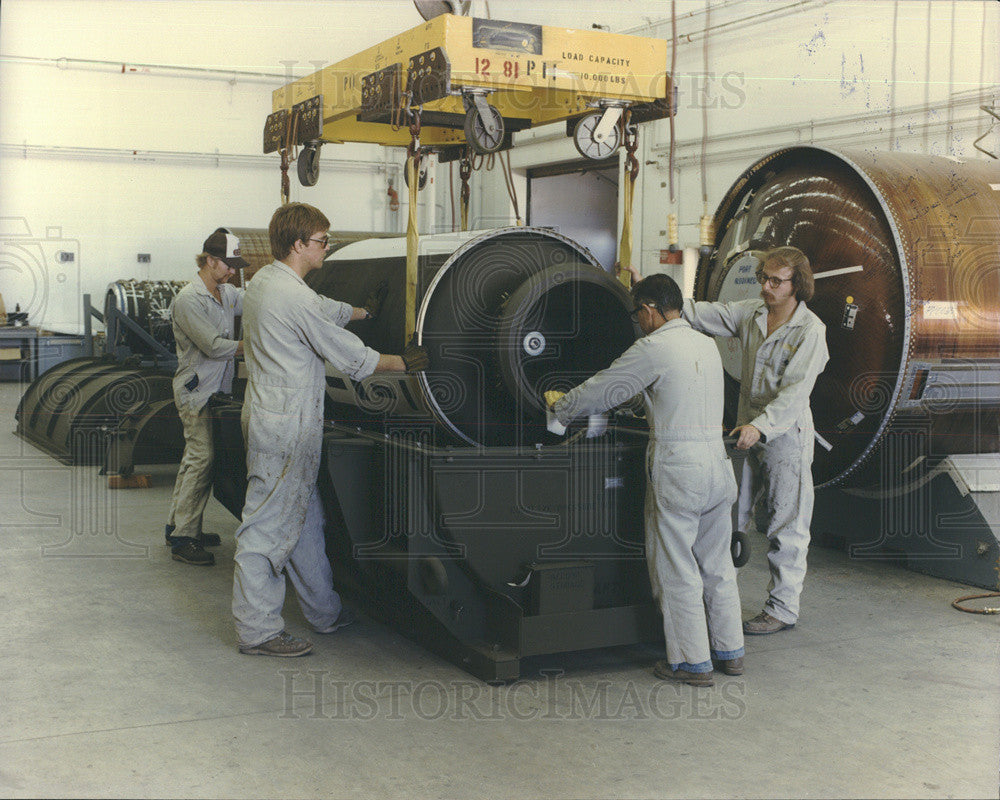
405,154,419,341
618,175,635,288
617,115,640,289
405,110,422,342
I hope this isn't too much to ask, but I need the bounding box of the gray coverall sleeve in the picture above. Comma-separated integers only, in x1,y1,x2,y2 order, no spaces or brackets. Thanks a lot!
317,295,354,328
295,295,380,381
681,299,748,337
172,293,239,359
749,327,829,440
554,340,654,425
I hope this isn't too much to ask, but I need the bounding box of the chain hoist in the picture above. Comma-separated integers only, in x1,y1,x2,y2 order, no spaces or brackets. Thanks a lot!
623,110,639,184
407,108,422,175
404,106,423,341
459,149,473,231
279,109,300,205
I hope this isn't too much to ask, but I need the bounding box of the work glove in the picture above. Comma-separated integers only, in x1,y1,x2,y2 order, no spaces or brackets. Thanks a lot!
402,343,429,373
362,281,388,320
543,390,566,409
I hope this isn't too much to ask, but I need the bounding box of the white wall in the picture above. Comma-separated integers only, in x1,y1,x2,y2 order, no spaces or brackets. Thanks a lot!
454,0,1000,287
0,0,429,333
1,1,998,333
638,0,1000,283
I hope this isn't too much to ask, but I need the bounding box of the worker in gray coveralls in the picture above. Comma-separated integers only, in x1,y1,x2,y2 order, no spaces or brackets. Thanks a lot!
547,273,744,687
166,228,247,567
234,202,428,658
682,246,828,634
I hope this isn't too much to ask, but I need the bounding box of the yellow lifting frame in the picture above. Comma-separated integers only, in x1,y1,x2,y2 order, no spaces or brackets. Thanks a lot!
268,14,672,339
271,15,669,148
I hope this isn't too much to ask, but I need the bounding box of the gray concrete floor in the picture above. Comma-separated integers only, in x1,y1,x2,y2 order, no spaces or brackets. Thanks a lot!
1,381,997,799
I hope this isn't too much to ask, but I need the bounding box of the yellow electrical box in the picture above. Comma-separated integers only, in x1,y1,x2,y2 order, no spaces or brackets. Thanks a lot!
265,14,671,158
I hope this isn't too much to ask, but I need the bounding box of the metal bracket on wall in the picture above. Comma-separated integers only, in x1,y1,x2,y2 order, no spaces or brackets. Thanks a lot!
973,105,999,159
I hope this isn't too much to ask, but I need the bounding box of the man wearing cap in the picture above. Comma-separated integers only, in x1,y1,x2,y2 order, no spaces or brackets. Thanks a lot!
233,202,428,657
165,228,247,566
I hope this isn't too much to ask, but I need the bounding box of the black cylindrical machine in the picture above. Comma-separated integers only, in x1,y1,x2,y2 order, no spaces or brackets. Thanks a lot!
306,227,638,447
214,227,656,681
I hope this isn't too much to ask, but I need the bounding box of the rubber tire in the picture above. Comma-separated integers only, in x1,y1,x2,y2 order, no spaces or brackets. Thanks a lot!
297,144,321,187
464,105,505,155
573,112,622,160
731,530,751,568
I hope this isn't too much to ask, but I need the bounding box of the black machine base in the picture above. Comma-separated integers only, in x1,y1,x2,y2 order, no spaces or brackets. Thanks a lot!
209,395,663,681
812,455,1000,591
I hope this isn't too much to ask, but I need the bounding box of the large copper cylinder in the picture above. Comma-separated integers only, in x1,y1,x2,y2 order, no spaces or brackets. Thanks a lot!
695,146,1000,488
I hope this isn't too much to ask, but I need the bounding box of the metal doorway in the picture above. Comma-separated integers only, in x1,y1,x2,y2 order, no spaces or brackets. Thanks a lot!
527,158,618,271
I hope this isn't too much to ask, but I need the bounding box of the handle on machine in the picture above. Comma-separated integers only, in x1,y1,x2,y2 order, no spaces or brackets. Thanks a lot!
731,530,751,568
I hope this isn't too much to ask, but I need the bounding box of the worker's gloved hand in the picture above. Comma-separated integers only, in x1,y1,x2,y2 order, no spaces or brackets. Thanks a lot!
402,343,429,373
362,281,389,320
543,390,566,409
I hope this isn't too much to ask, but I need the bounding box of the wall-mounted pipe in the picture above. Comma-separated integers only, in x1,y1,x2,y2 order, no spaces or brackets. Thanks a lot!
618,0,831,42
649,90,999,157
1,142,404,173
666,114,990,168
0,54,290,84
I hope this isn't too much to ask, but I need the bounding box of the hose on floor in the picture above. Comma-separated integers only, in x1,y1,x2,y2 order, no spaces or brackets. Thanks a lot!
951,592,1000,615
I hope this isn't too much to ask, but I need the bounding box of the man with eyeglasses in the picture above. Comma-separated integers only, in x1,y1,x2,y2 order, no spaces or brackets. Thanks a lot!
233,202,428,657
165,228,247,567
681,245,828,635
546,274,744,686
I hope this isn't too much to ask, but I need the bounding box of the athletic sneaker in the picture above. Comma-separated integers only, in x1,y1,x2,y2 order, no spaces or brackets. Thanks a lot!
238,631,313,657
170,538,215,566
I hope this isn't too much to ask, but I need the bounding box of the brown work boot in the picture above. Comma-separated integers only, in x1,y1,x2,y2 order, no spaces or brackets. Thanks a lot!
715,657,744,676
653,660,715,687
743,611,794,635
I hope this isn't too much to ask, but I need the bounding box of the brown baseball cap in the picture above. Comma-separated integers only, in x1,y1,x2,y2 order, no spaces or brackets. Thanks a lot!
203,228,249,270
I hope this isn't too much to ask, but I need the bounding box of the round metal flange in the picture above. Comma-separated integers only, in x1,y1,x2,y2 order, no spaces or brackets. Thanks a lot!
496,262,636,420
297,142,321,187
415,228,609,447
464,105,505,154
573,112,622,160
522,331,546,357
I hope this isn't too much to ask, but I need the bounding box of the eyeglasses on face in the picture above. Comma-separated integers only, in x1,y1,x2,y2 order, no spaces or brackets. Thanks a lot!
307,235,331,248
756,272,793,289
630,303,657,320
